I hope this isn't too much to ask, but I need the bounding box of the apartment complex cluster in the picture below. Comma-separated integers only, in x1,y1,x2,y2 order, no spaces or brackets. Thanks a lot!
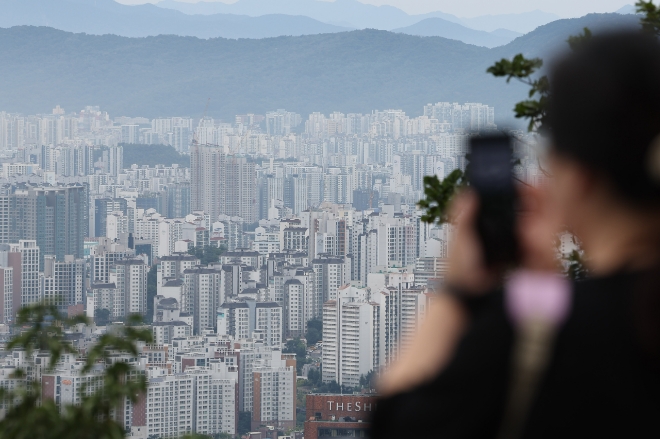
0,101,545,437
0,329,297,437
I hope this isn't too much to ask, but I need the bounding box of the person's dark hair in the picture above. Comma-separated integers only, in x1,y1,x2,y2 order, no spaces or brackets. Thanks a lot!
548,30,660,205
549,31,660,367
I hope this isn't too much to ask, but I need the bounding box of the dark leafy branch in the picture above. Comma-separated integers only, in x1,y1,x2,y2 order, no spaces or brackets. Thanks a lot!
418,169,465,225
0,302,152,439
8,302,88,371
638,0,660,36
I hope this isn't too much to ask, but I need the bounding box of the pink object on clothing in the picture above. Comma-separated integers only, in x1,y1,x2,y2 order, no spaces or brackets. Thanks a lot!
505,270,572,326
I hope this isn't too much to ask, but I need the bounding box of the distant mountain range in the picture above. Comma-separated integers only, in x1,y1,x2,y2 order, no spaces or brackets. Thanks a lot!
0,0,350,39
616,4,637,14
393,18,522,48
0,0,563,45
0,13,640,128
156,0,560,33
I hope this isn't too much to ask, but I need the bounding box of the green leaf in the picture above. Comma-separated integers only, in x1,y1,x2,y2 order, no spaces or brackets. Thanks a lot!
418,169,465,225
567,27,593,50
0,303,151,439
487,54,543,83
637,0,660,36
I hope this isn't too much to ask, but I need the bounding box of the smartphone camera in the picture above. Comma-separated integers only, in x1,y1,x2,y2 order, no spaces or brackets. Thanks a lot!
468,133,520,269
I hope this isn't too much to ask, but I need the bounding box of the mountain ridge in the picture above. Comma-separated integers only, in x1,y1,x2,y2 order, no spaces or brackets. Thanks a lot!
0,13,640,128
156,0,559,33
393,18,522,48
0,0,352,39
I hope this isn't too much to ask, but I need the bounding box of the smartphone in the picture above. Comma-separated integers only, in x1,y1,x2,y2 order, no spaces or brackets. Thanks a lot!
468,134,520,268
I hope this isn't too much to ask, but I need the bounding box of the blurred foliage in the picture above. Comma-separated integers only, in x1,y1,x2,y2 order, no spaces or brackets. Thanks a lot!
417,169,465,225
638,1,660,35
566,27,593,50
0,303,152,439
487,54,547,132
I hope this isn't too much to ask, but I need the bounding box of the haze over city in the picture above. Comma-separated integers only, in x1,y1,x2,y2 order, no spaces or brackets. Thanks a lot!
0,1,656,439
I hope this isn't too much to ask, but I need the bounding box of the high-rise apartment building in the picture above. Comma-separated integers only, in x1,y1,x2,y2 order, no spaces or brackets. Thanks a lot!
0,240,40,314
190,145,226,220
191,146,256,222
121,124,139,144
265,109,301,135
132,363,238,438
225,156,256,223
251,353,296,431
56,144,94,177
42,255,85,313
218,302,251,340
254,302,283,347
0,183,88,267
92,239,133,284
218,300,283,345
322,286,378,386
106,145,123,177
189,366,238,436
163,182,191,219
88,282,116,319
110,259,148,319
94,198,128,238
312,255,349,304
381,284,430,366
0,265,14,324
134,372,195,438
158,253,199,285
182,267,222,335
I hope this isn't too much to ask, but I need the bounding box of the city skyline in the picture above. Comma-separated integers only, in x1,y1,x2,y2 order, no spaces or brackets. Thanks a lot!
0,1,644,436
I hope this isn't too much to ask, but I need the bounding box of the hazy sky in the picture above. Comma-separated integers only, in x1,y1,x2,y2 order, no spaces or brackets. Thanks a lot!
120,0,633,18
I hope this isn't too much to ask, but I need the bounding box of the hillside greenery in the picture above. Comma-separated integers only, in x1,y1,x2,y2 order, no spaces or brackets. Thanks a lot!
187,245,227,266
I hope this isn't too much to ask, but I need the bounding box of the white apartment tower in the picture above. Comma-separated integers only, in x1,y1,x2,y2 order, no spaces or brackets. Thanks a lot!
0,241,40,312
380,284,430,366
255,302,283,347
191,145,226,221
182,267,223,335
42,255,85,313
251,353,296,431
312,255,349,304
321,286,377,386
110,259,148,319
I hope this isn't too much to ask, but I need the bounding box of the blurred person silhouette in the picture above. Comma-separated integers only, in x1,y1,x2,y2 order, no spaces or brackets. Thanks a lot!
371,31,660,439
